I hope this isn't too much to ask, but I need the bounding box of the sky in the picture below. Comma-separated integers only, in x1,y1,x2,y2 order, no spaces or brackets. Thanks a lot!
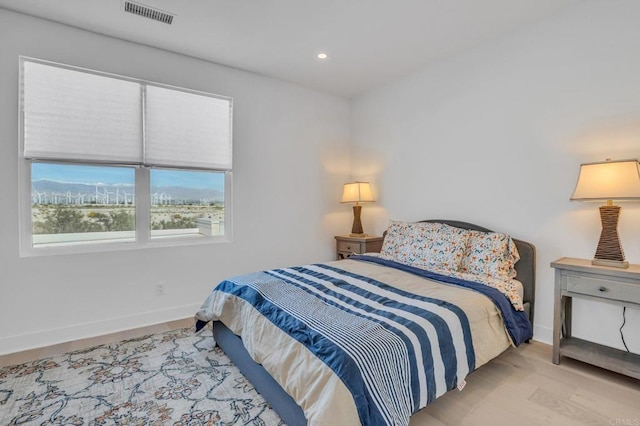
32,163,225,190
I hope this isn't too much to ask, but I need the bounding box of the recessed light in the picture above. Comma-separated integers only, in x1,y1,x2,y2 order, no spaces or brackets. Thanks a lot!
317,53,328,60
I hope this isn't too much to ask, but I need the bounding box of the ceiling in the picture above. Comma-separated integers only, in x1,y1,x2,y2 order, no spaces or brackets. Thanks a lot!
0,0,581,98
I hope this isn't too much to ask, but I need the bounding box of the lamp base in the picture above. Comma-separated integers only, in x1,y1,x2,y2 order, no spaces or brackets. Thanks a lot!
593,205,629,269
592,258,629,269
351,205,364,235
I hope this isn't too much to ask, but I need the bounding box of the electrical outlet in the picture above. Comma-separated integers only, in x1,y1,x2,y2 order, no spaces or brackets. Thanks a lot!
156,282,166,296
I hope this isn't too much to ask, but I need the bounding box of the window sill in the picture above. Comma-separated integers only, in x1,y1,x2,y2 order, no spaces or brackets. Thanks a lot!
22,228,230,257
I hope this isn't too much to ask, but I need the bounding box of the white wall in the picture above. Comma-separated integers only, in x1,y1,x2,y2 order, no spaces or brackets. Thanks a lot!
351,0,640,352
4,1,640,357
0,9,352,355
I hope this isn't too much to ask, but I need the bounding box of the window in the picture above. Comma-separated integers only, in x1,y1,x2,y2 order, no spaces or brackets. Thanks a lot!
31,163,136,246
19,57,233,255
150,169,226,239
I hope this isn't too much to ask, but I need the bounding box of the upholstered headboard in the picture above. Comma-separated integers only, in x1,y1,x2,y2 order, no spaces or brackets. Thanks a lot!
384,219,536,323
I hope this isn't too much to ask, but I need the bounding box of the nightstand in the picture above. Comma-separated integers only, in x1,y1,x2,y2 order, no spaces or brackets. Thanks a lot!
551,257,640,379
335,235,384,260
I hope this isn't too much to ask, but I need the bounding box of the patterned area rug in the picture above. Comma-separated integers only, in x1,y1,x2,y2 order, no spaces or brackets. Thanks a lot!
0,327,284,425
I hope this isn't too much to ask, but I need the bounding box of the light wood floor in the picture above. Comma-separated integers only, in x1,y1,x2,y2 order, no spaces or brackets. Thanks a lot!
413,341,640,425
1,320,638,425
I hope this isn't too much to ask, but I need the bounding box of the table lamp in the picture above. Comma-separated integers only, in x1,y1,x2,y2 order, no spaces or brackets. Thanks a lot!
341,181,374,236
571,159,640,268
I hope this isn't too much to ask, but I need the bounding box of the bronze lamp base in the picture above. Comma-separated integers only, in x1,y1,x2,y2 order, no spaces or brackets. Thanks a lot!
593,205,629,269
350,205,365,236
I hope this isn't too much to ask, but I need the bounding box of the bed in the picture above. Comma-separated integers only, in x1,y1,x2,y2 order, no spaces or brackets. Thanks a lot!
195,220,536,426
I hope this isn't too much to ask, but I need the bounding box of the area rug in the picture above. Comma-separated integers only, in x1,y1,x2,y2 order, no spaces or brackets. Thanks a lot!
0,327,284,425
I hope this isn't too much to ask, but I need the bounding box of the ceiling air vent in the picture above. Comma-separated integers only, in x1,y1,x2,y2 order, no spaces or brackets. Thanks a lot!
123,1,175,25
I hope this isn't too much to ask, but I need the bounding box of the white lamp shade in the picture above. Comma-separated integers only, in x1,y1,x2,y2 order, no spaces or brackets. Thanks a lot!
571,159,640,201
341,182,375,203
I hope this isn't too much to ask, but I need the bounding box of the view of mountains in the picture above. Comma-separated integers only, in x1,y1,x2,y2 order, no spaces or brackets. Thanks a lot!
32,179,223,203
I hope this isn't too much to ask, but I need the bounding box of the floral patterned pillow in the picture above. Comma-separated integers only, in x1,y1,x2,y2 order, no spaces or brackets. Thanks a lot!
380,221,438,261
381,221,470,271
460,230,520,279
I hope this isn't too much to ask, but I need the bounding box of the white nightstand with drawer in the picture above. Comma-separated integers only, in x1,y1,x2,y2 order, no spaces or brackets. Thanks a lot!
551,257,640,379
335,235,383,260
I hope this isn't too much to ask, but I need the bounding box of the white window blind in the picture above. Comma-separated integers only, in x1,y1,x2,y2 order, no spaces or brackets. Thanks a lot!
21,59,232,171
145,85,232,170
22,61,143,163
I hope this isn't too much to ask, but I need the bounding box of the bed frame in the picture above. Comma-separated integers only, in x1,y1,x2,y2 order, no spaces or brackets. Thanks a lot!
212,220,536,426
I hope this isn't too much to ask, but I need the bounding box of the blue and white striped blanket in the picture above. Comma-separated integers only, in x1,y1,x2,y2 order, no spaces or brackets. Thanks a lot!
197,256,532,425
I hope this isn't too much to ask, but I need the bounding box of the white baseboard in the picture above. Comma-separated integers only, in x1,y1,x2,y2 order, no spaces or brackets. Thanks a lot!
0,303,200,356
532,323,553,345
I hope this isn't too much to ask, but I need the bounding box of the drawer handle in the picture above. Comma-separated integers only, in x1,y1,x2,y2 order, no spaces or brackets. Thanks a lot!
599,286,607,292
